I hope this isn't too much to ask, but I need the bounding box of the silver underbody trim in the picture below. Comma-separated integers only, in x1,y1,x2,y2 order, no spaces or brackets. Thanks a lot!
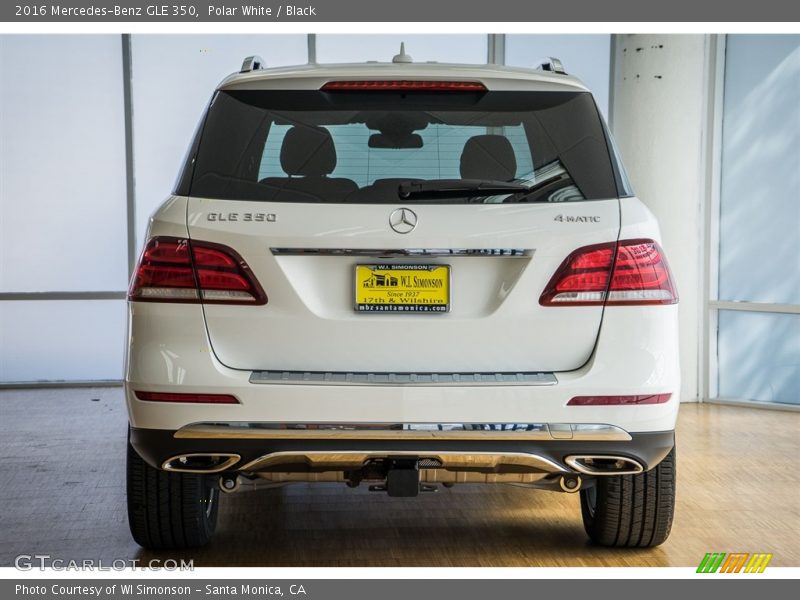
270,247,532,258
238,450,566,474
174,422,632,442
249,370,557,386
249,469,558,486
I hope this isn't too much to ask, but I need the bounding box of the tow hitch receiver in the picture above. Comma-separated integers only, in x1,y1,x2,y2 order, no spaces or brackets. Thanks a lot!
386,459,420,497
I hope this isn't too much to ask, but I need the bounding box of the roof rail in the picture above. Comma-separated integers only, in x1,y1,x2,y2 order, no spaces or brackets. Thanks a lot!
537,57,566,75
240,55,265,73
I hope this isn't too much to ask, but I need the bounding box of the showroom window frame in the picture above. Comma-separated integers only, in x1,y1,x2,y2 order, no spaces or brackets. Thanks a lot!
701,34,800,411
700,33,724,406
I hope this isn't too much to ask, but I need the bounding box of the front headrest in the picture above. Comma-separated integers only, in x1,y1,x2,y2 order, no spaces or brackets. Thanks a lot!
459,135,517,181
280,126,336,176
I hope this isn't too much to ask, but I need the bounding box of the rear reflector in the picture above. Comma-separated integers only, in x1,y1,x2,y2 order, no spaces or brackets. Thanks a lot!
567,394,672,406
135,391,239,404
540,239,678,306
321,80,487,92
128,237,267,305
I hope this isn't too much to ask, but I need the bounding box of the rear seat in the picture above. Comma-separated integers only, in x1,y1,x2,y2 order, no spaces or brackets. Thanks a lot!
260,125,358,202
459,134,517,181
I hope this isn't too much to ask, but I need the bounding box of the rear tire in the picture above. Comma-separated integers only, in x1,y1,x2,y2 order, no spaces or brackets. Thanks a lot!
579,447,676,547
126,437,219,549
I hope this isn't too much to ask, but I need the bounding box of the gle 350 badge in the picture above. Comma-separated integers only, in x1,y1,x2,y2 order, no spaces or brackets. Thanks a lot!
207,212,276,222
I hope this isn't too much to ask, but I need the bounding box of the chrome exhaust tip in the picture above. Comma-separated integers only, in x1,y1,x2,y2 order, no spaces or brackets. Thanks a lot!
162,453,240,473
565,455,644,476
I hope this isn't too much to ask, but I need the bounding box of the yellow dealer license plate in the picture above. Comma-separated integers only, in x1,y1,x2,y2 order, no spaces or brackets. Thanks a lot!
355,264,450,313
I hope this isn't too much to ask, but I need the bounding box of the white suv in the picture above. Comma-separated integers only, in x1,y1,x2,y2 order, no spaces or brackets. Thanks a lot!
125,53,679,550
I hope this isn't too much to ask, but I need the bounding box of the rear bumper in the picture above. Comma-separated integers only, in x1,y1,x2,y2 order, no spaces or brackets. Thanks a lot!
130,425,675,475
125,302,681,434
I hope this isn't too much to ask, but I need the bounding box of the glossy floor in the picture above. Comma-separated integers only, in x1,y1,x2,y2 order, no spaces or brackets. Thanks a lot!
0,387,798,567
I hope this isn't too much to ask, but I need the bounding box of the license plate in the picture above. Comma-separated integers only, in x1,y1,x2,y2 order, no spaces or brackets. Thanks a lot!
354,264,450,313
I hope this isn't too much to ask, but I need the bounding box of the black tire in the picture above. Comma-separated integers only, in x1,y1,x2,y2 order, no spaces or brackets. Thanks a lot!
126,438,219,549
580,447,676,547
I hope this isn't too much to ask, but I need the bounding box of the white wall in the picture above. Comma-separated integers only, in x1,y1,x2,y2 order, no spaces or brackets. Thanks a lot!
0,35,128,383
0,36,128,292
611,35,708,402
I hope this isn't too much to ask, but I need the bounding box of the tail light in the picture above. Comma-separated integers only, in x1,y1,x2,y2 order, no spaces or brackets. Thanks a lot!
135,391,239,404
128,237,267,305
567,394,672,406
321,80,487,92
539,239,678,306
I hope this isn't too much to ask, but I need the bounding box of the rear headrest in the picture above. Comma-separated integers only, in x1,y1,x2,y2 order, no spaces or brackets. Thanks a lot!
280,126,336,176
459,135,517,181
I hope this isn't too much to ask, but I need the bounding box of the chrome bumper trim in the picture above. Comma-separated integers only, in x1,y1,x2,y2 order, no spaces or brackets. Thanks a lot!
238,450,566,474
270,247,533,258
249,370,557,386
174,422,632,442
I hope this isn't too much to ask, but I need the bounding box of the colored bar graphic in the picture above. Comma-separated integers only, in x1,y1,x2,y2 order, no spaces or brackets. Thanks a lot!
744,553,773,573
697,552,772,573
758,554,774,573
733,553,749,573
710,552,726,573
697,552,726,573
720,553,748,573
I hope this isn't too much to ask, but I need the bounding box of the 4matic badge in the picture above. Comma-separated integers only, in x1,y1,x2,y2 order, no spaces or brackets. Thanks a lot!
554,214,601,223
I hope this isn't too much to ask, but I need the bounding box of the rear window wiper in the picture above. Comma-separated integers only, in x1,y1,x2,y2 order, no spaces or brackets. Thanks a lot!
397,175,574,202
398,179,528,200
513,173,573,202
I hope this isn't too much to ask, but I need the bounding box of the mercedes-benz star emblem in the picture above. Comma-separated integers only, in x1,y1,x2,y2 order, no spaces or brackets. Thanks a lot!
389,208,418,234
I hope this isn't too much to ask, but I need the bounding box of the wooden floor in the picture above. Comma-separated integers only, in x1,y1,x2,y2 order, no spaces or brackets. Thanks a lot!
1,387,798,567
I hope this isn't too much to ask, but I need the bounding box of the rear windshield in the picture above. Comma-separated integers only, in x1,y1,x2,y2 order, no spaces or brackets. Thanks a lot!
182,89,622,203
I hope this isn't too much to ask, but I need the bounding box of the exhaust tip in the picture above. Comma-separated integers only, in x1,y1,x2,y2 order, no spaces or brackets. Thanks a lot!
162,453,240,473
565,455,644,476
